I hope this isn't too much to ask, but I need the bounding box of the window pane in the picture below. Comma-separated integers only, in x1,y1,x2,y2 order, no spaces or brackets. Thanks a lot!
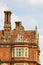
21,48,24,56
25,48,27,56
19,49,21,56
16,48,19,56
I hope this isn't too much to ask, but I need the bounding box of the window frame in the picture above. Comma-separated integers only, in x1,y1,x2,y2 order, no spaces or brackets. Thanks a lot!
12,47,28,57
17,33,23,42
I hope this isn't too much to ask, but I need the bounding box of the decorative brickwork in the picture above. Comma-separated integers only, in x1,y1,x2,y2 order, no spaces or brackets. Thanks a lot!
0,11,40,65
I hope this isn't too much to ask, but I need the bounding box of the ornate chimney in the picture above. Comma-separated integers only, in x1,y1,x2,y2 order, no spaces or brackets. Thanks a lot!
15,21,21,28
4,11,12,30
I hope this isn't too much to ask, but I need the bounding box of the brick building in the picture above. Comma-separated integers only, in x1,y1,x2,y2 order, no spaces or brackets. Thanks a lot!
0,11,40,65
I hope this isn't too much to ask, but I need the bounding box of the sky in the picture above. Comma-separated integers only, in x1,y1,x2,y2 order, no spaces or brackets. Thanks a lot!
0,0,43,65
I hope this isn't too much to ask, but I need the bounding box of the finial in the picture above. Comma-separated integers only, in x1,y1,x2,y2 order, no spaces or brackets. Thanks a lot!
35,25,37,31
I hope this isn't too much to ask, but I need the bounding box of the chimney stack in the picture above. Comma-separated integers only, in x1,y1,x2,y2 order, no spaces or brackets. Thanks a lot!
4,11,11,24
15,21,21,28
4,11,12,30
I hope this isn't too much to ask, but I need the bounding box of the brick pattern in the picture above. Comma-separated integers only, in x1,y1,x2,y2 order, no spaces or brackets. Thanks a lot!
0,11,40,65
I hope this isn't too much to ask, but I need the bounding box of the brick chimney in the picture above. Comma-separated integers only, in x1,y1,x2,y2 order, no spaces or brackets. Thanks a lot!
4,11,12,30
15,21,21,28
4,11,11,24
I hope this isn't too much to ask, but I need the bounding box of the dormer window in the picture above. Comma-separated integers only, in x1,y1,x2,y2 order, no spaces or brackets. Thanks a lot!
18,33,23,42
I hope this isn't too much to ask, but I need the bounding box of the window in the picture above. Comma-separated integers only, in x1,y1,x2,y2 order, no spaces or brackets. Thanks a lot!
1,63,7,65
12,47,28,57
18,33,23,42
14,63,28,65
16,48,24,57
14,64,23,65
12,48,15,57
25,48,28,57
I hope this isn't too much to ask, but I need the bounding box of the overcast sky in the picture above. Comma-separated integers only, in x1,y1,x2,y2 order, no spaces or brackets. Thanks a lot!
0,0,43,65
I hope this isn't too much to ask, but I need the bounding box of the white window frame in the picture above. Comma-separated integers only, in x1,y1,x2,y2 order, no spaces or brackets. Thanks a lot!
1,63,7,65
17,33,23,42
13,47,28,57
14,63,28,65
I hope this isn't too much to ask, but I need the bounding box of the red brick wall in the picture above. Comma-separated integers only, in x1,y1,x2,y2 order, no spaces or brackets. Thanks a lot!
0,47,11,60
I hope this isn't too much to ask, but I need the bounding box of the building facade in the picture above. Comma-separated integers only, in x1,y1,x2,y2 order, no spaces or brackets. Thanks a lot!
0,11,40,65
